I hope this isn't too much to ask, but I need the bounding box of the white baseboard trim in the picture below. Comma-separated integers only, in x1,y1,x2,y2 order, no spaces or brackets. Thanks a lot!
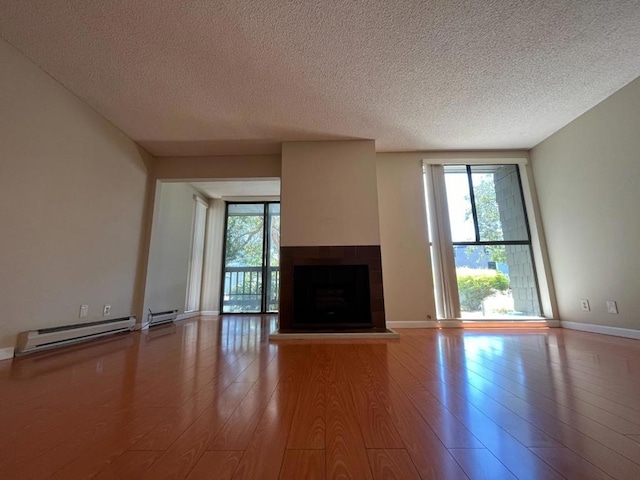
561,321,640,340
0,347,15,361
387,319,560,329
199,310,220,316
176,312,200,321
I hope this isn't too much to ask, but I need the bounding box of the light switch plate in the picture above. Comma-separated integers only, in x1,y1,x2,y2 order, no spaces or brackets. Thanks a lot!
606,301,618,314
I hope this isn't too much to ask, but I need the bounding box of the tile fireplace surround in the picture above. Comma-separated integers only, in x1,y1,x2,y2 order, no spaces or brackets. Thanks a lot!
278,245,386,332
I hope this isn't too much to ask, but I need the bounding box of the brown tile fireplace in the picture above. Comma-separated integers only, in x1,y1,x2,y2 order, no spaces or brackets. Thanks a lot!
278,245,386,332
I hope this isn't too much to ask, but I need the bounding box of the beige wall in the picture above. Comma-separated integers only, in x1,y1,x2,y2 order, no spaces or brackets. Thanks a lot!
280,140,380,246
152,155,280,181
376,154,436,322
0,39,150,350
531,77,640,331
375,151,534,323
143,183,204,316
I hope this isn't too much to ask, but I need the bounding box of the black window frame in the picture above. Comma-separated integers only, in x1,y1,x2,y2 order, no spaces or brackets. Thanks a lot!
446,164,543,314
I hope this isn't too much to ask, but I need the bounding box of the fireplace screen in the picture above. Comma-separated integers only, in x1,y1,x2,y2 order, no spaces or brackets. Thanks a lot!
313,285,350,310
293,265,372,328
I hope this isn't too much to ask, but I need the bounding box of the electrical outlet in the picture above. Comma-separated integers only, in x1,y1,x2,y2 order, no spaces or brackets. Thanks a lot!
606,301,618,314
103,305,111,316
580,299,590,312
79,305,89,318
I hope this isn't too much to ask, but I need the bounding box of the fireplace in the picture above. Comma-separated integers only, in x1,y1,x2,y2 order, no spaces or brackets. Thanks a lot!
293,265,372,329
278,245,386,332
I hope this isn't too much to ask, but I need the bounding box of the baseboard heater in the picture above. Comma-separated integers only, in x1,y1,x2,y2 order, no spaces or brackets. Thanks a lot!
15,316,135,356
148,309,178,328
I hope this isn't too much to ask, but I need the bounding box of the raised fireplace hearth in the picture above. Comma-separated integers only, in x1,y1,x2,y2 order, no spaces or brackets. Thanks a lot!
278,245,386,332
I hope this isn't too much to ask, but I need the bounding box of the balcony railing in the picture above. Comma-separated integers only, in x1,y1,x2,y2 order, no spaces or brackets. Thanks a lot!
222,266,280,312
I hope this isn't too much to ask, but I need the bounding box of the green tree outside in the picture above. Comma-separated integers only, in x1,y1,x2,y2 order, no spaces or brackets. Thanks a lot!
465,177,506,264
225,214,264,266
225,214,280,266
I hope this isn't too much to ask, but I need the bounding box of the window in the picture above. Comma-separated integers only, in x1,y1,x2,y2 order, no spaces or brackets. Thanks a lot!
425,161,545,319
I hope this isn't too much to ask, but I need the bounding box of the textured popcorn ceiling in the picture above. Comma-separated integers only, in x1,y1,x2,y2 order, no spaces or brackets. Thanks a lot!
1,1,639,155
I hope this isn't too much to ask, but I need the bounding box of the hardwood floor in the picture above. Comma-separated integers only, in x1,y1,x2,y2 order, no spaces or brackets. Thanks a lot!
1,316,640,479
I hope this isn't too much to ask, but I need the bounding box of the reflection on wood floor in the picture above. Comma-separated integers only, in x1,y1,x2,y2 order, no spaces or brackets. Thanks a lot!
1,315,640,479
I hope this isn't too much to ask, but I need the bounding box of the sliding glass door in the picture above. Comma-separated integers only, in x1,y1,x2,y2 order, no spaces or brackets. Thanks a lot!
220,202,280,313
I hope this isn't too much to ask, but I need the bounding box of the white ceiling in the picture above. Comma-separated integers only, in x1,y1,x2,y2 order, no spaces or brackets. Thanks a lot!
1,1,639,156
190,179,280,199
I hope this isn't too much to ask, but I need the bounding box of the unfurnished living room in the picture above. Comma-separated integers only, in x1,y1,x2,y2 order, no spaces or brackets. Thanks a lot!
1,1,640,479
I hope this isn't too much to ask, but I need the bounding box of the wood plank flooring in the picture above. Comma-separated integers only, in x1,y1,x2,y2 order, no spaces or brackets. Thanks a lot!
1,316,640,479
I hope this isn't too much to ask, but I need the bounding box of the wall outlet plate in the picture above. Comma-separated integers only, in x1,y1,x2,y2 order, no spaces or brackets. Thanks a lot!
79,305,89,318
580,299,590,312
606,301,618,314
103,304,111,316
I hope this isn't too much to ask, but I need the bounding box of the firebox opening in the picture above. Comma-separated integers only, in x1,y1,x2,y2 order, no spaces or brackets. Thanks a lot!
293,264,372,328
